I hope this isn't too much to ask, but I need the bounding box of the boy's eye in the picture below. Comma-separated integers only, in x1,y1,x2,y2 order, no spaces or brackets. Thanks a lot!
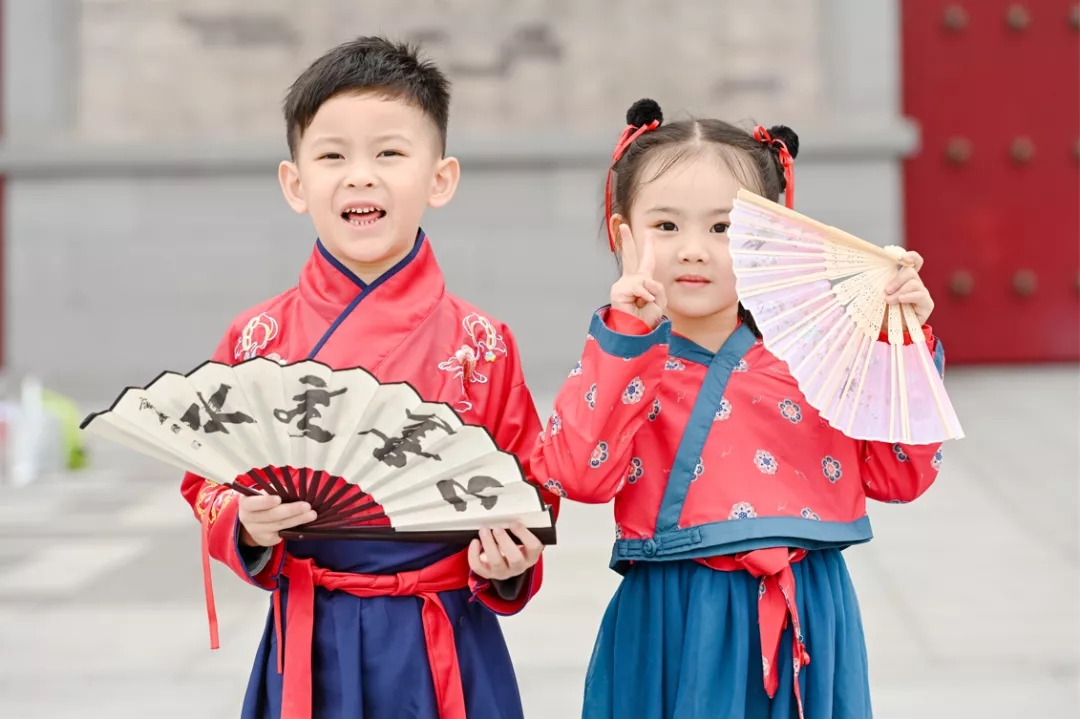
712,223,730,233
320,153,343,160
658,222,677,232
378,150,402,158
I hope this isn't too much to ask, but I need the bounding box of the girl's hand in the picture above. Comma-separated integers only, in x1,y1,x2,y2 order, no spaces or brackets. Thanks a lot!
468,523,543,581
610,224,667,329
886,250,935,325
237,492,317,547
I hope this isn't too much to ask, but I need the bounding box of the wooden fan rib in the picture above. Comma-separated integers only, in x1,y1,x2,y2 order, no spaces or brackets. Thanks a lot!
769,298,846,354
754,289,837,331
734,271,832,298
735,256,887,277
807,323,863,416
840,333,877,435
730,207,898,264
734,190,899,263
788,314,855,391
728,234,826,252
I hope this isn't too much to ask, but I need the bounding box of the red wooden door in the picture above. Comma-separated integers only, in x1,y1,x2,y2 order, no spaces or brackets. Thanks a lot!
901,1,1079,363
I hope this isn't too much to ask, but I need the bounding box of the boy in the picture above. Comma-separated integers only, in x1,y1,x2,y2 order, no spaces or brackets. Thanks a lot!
180,36,561,719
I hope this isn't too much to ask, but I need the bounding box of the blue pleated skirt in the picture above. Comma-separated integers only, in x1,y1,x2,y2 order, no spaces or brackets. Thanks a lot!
582,549,872,719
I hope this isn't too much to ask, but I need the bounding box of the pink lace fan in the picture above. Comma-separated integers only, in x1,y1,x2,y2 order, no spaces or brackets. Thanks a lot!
727,189,964,445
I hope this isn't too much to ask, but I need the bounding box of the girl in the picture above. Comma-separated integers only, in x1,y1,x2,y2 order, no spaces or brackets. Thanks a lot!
531,99,946,719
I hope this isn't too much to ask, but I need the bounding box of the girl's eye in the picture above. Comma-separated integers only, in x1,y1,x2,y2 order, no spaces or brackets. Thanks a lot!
378,150,402,158
320,153,343,160
712,223,730,233
658,222,677,232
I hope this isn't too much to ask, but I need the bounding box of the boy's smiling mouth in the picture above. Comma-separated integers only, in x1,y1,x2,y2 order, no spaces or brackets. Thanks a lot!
341,204,386,226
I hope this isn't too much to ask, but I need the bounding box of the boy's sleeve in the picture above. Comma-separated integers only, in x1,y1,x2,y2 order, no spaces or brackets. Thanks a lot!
528,307,671,504
178,324,284,592
466,324,562,616
861,326,947,503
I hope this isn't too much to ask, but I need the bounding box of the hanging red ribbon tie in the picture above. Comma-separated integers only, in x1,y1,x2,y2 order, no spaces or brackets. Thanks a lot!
754,126,796,209
604,119,660,252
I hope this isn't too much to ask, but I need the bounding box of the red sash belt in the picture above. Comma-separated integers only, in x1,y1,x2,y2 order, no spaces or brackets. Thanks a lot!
276,550,471,719
700,548,810,719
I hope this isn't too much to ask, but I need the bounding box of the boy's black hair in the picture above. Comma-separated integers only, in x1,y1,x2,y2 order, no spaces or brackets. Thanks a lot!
283,36,450,158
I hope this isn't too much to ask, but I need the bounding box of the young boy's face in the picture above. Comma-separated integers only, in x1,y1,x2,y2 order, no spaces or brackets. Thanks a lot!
278,92,459,282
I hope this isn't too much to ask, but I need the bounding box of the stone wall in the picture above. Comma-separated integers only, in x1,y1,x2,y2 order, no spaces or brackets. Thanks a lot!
75,0,825,143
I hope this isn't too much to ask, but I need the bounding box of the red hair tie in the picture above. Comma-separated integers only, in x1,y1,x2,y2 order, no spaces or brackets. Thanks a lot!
753,126,796,209
605,119,660,252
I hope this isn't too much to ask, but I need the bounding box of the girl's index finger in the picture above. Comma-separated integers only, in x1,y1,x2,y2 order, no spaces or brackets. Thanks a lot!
618,223,638,276
637,229,656,279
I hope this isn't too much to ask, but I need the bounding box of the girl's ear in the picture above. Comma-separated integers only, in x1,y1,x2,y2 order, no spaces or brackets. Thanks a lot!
608,213,629,252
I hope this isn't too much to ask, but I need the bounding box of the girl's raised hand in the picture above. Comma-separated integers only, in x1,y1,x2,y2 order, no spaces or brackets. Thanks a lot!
610,224,667,328
886,250,935,325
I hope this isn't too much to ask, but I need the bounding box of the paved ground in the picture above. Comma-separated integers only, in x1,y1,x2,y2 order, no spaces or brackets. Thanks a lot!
0,366,1076,718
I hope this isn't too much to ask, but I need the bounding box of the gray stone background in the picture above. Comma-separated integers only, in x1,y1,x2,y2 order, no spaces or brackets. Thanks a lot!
0,1,1076,717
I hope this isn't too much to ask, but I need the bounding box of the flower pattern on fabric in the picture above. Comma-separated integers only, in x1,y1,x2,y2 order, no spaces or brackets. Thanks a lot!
568,360,582,377
194,484,235,525
822,456,843,483
543,479,567,498
549,411,562,437
437,314,508,412
762,655,771,678
729,502,757,520
932,447,943,470
648,398,661,421
734,359,750,372
622,377,645,404
892,443,910,462
779,399,802,424
589,441,609,468
692,458,704,481
585,383,598,410
614,524,623,540
234,312,279,361
664,358,685,371
800,507,821,520
715,397,732,422
627,457,644,484
754,450,779,475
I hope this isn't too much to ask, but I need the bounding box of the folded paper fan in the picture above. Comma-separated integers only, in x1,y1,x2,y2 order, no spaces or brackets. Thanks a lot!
727,189,963,445
80,358,556,544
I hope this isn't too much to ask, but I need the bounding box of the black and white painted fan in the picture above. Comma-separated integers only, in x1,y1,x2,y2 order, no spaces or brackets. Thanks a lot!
80,358,557,544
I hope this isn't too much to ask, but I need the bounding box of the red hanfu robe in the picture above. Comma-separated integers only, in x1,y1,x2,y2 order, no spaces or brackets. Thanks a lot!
180,231,560,719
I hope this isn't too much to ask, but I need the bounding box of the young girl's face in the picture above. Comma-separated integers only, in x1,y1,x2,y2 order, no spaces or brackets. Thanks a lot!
625,150,743,323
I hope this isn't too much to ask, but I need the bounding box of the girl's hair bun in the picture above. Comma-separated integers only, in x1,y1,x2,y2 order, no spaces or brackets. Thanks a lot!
767,124,799,160
626,98,663,129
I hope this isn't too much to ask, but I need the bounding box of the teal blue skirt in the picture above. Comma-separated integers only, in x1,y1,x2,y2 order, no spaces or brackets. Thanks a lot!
582,549,872,719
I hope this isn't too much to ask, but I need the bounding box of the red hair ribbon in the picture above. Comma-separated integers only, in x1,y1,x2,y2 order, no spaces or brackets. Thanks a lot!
605,119,661,252
753,126,796,209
